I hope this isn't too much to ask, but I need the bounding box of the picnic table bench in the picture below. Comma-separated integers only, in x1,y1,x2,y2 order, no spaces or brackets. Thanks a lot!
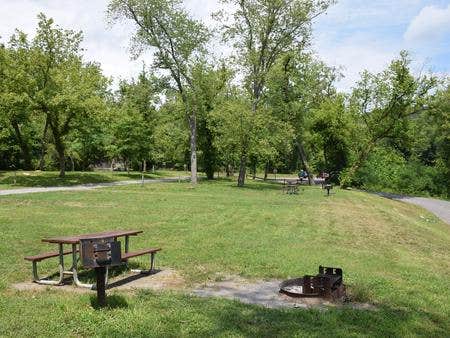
24,229,161,288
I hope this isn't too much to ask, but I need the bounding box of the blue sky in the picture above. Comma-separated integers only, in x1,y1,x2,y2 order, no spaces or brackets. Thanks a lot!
0,0,449,91
313,0,450,89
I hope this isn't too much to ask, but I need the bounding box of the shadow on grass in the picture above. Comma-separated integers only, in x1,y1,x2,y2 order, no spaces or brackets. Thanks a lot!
107,269,162,289
98,292,448,337
90,294,129,310
0,172,118,187
45,262,143,286
0,170,185,188
230,180,284,192
200,302,447,337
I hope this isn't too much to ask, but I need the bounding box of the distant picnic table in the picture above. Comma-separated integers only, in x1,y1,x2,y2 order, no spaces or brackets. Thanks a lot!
282,179,300,194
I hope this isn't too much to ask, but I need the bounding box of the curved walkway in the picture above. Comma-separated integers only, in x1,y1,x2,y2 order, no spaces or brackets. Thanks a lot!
377,192,450,225
0,177,190,196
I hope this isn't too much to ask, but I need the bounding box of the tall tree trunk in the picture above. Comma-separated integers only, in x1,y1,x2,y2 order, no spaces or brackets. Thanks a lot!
264,163,269,180
237,150,247,187
226,164,231,177
38,116,49,171
55,143,66,178
296,139,313,185
237,96,259,187
11,121,32,170
47,116,67,178
50,125,66,178
143,160,147,172
69,156,75,172
188,112,198,185
342,144,375,187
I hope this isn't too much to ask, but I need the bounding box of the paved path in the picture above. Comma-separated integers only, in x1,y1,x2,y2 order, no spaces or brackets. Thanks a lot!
0,177,190,196
377,192,450,225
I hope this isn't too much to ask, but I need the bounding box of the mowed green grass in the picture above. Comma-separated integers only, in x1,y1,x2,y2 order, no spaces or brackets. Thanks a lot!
0,170,189,189
0,180,449,337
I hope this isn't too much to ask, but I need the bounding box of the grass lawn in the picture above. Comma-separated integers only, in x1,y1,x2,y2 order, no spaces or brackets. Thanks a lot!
0,180,449,337
0,170,189,189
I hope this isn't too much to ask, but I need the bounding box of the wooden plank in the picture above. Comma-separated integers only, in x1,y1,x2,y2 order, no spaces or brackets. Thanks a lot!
42,230,143,244
24,249,76,262
122,248,161,260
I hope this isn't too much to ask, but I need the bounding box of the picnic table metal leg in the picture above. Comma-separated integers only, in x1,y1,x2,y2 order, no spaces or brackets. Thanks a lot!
131,252,156,275
123,235,130,267
32,244,65,285
125,236,129,253
71,244,94,289
150,252,155,272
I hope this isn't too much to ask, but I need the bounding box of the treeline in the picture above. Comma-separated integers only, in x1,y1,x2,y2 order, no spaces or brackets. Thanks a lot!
0,1,449,197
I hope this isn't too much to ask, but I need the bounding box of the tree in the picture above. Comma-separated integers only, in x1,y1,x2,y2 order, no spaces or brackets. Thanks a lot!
108,0,211,185
342,51,437,186
265,52,339,183
431,85,450,195
110,69,159,169
191,62,231,179
217,0,335,186
309,95,352,181
2,14,109,177
0,32,36,169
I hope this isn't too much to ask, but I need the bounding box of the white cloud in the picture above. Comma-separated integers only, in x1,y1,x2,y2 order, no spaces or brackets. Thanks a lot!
404,4,450,43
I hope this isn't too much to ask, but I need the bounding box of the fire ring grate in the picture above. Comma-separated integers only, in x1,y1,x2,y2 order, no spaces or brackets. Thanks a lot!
279,266,346,300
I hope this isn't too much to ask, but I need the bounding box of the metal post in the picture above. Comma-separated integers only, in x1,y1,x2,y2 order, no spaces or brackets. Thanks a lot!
95,266,107,307
150,252,155,272
58,243,64,281
124,235,129,267
125,236,129,254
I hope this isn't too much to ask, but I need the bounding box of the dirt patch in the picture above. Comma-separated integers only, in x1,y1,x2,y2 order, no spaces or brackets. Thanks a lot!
193,277,377,310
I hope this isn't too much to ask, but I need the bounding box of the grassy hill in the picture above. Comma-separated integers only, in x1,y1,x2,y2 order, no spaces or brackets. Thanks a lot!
0,180,448,337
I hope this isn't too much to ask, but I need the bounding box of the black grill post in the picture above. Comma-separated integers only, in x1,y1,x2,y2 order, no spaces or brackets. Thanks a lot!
95,266,107,307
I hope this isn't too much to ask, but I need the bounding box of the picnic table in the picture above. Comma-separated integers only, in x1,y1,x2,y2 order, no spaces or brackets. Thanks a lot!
25,229,161,288
282,179,300,194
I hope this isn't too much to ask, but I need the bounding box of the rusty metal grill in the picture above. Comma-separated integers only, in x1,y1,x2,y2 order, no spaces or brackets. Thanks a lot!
280,266,345,299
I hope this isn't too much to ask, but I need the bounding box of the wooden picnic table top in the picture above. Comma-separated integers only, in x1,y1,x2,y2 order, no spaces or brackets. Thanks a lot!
42,229,143,244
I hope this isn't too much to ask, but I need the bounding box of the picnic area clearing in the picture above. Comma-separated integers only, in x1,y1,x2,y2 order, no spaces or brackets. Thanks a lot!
0,180,449,337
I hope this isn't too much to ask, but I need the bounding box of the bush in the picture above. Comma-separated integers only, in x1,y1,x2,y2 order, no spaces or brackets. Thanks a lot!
355,147,448,198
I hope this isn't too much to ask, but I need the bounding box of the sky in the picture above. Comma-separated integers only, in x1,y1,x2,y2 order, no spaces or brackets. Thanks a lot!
0,0,449,92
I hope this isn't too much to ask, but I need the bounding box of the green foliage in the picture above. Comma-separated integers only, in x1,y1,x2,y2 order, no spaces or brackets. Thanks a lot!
309,95,353,180
0,14,109,176
108,68,159,167
341,51,438,187
356,147,447,198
